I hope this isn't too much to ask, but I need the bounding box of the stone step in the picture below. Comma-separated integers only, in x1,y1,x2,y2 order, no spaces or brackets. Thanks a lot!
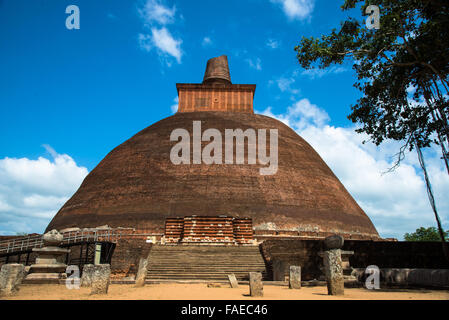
149,251,262,253
146,275,265,279
149,261,264,264
149,262,263,265
148,268,265,272
151,250,260,252
148,256,263,259
147,270,265,274
148,264,265,267
148,258,264,262
151,246,260,250
145,276,264,280
150,255,261,258
148,262,265,265
146,244,267,281
150,258,263,260
148,255,264,258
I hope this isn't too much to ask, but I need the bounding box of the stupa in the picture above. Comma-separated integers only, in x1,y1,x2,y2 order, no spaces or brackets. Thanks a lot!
46,55,379,240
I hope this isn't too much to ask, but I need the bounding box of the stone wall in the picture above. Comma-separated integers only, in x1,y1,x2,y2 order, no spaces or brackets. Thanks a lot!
260,240,324,281
260,239,449,280
109,238,152,278
343,240,449,269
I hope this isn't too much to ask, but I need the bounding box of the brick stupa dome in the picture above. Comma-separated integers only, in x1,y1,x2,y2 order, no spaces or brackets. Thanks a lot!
46,56,379,239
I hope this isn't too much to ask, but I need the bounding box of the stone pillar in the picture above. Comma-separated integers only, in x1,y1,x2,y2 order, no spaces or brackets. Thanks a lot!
0,264,26,296
135,257,148,287
81,264,95,287
321,235,345,295
228,274,239,288
90,264,111,295
249,272,263,297
289,266,301,289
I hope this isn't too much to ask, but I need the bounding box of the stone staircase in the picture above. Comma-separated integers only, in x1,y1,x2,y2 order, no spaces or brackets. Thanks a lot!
146,245,267,281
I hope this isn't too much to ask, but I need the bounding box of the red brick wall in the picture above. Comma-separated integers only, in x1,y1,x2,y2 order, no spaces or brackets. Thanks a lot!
177,84,255,113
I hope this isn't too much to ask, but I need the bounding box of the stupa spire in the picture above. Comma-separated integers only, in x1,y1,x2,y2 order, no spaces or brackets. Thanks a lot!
202,55,232,85
176,55,255,113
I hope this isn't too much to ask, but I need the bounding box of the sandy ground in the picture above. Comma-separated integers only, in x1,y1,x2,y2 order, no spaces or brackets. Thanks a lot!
2,283,449,300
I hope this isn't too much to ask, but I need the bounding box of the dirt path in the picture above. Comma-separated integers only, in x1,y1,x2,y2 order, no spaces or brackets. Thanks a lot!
2,283,449,300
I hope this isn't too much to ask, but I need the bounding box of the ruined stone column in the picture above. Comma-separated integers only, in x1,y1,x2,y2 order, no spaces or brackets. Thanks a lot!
321,235,345,295
228,274,239,288
0,264,26,296
249,272,263,297
135,257,148,287
80,264,95,287
90,264,111,295
289,266,301,289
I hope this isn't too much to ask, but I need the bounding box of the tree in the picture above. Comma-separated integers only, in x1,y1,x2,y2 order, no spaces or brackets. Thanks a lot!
294,0,449,261
404,227,449,242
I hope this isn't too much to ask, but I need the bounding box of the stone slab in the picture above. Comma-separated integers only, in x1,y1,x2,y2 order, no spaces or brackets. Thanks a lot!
135,258,148,287
23,272,65,284
0,264,26,296
289,266,301,289
90,264,111,295
81,264,95,287
249,272,263,297
228,274,239,288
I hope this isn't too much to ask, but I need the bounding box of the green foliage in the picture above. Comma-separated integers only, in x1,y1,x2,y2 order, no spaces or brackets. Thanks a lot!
404,226,449,241
294,0,449,168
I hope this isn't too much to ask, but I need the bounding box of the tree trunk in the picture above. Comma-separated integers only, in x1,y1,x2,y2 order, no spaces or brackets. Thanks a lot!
415,139,449,264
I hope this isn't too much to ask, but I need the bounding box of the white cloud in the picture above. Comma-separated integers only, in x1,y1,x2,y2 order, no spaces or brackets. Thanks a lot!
266,38,280,49
170,96,179,113
138,0,183,65
270,0,315,21
246,57,262,71
151,27,182,63
139,28,183,64
272,76,299,95
301,66,347,79
138,33,152,52
139,0,176,25
202,37,212,47
0,146,88,235
258,100,449,240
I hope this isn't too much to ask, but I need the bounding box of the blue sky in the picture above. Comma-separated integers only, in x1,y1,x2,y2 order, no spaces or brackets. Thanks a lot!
1,0,448,239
